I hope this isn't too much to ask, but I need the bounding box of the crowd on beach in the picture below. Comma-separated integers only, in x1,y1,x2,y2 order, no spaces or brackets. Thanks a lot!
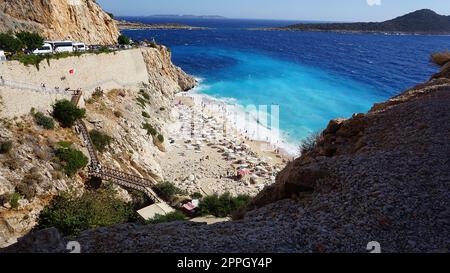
160,94,289,196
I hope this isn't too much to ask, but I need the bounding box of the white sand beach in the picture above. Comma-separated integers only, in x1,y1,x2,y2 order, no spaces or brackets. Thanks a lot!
158,94,292,197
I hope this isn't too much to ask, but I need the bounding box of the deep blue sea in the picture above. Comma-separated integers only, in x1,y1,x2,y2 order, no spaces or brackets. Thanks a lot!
121,17,450,152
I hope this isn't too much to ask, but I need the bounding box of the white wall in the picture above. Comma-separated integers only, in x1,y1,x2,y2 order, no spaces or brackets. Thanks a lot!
0,49,150,118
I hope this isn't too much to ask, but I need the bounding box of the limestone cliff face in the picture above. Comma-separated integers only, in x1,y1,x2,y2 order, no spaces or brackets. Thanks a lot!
0,0,119,44
141,45,197,96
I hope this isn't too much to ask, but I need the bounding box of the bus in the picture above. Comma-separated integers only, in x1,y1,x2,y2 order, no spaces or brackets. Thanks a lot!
45,41,74,53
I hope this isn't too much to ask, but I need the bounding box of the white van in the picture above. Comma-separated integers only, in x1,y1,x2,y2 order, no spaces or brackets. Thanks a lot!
33,43,53,55
46,41,74,53
73,42,87,52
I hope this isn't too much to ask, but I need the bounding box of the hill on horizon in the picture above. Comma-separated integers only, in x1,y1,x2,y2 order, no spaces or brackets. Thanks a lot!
281,9,450,34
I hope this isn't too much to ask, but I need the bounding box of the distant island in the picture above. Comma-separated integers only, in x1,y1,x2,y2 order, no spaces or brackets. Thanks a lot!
149,14,227,19
116,20,209,30
263,9,450,35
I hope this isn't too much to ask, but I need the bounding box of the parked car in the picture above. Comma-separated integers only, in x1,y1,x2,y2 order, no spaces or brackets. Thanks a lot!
32,43,53,55
73,42,87,52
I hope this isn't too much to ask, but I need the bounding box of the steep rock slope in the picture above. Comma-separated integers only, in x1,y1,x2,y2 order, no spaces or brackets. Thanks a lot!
0,0,119,44
5,67,449,253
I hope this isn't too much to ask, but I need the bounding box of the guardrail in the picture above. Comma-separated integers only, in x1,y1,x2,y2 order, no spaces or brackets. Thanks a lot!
0,79,71,95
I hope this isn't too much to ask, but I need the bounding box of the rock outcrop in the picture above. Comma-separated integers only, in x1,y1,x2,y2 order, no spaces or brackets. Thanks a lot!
0,0,119,44
141,45,197,96
4,65,449,253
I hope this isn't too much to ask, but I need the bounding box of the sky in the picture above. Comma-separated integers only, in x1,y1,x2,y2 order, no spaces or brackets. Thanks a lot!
96,0,450,21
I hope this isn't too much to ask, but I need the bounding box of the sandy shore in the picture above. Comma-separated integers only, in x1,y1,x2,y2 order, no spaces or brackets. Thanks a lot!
158,94,292,197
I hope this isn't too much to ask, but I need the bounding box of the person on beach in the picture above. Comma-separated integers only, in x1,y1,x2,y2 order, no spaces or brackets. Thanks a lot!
0,76,4,85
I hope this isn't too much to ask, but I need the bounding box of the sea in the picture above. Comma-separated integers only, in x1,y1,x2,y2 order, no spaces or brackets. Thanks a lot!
121,17,450,155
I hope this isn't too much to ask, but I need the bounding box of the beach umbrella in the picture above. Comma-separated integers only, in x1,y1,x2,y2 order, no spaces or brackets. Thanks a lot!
238,169,250,176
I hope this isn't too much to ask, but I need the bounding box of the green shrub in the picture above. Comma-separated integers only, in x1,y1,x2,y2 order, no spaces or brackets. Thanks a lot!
52,100,86,128
143,123,157,136
145,211,187,224
142,111,150,118
92,88,104,98
155,182,186,200
157,134,164,143
56,141,73,149
34,112,55,129
10,192,21,209
118,34,131,45
0,140,13,154
11,54,49,70
55,147,88,177
136,96,149,109
139,90,150,101
198,193,251,218
149,41,158,48
191,192,203,199
431,51,450,67
38,188,134,236
0,33,23,53
16,31,44,51
89,130,113,153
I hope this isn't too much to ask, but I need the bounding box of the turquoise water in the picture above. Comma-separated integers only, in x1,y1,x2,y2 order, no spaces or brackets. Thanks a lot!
123,18,449,152
192,47,384,143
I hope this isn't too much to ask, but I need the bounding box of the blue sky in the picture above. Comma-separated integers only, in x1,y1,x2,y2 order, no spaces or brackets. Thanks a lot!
97,0,450,21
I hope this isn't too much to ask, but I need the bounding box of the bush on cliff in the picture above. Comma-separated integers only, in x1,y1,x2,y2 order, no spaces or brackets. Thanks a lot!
155,182,187,200
157,134,165,143
143,123,158,136
33,112,55,130
198,193,251,218
9,192,21,209
89,130,113,153
118,34,131,45
145,211,187,225
55,147,88,177
431,51,450,67
52,100,86,128
38,187,134,236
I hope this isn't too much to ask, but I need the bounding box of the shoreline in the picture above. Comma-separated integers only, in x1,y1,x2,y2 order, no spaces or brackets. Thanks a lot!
186,89,298,158
250,28,450,37
158,92,293,197
116,20,210,31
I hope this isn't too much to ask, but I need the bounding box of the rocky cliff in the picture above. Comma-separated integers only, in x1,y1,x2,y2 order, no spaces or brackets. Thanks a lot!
4,62,449,253
0,45,195,247
0,0,119,44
